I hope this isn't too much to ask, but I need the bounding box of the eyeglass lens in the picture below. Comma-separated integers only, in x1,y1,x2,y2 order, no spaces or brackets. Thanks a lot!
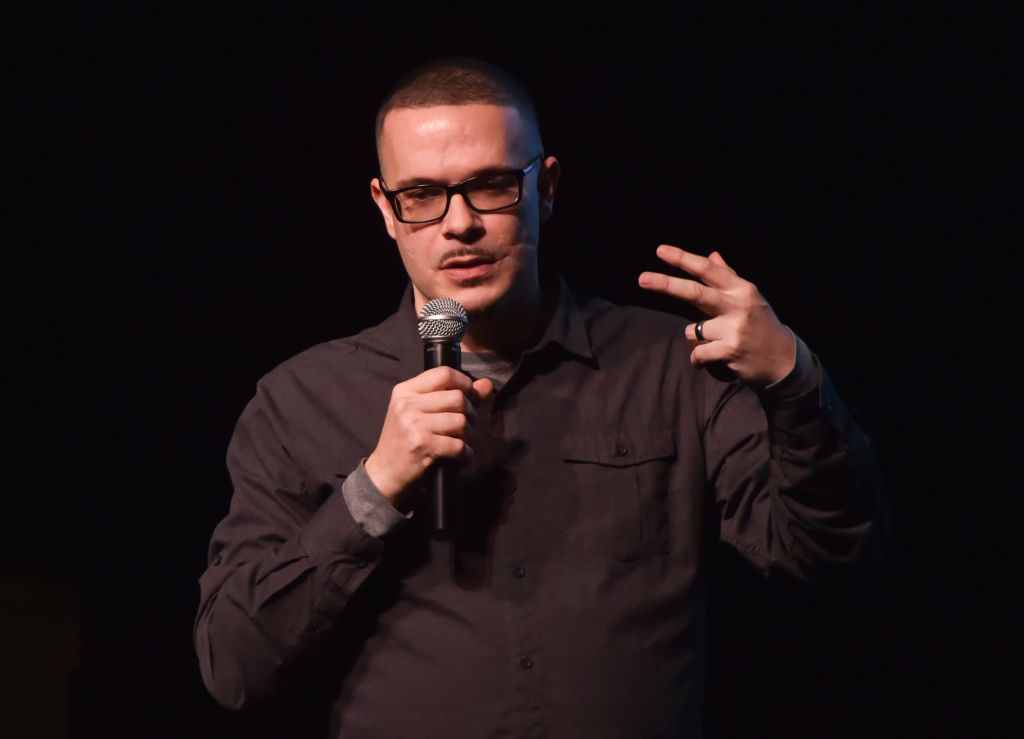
396,172,521,221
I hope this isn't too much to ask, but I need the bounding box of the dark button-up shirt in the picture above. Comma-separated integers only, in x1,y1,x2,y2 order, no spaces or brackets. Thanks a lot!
195,278,884,738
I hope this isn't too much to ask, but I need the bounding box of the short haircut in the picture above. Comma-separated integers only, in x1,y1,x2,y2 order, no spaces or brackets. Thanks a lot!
375,58,542,152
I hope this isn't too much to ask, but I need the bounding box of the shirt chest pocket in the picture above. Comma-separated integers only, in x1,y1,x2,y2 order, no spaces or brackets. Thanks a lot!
556,424,676,560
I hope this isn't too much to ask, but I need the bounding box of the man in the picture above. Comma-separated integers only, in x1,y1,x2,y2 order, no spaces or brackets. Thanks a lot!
195,59,884,737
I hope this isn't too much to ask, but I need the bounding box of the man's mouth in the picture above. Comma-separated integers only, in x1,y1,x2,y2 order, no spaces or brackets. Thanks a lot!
439,252,499,280
442,255,494,268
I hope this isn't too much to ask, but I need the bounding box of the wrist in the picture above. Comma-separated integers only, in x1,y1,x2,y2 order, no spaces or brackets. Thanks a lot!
363,454,403,504
758,326,797,387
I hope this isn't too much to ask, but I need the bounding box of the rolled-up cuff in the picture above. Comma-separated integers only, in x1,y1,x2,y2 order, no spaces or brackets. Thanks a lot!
342,459,412,538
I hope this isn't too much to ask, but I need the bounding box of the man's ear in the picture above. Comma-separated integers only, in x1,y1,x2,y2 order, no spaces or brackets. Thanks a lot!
370,177,397,240
537,156,560,224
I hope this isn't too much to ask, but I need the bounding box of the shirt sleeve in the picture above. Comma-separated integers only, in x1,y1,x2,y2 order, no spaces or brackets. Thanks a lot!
342,459,412,537
193,384,393,711
703,332,887,580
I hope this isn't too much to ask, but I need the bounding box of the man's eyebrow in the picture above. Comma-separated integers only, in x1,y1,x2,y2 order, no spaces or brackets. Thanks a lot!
388,163,519,190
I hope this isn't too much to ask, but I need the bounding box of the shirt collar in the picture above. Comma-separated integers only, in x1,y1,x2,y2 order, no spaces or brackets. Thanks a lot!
350,285,422,378
524,269,595,363
353,271,596,371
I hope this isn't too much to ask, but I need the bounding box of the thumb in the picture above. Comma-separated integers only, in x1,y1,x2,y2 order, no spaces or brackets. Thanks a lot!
471,377,495,403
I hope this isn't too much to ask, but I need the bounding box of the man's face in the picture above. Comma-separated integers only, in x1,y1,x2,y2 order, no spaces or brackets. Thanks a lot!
371,104,557,316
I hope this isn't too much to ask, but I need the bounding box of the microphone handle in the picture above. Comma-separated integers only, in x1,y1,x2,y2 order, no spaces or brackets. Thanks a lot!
424,340,461,373
424,340,461,536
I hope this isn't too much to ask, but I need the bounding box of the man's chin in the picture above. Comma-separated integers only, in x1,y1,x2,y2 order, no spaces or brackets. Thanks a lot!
421,269,532,316
450,274,492,290
455,293,500,317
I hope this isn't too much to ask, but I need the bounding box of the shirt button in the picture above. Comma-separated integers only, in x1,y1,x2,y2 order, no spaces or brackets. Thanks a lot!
513,566,526,579
520,656,534,670
616,445,629,457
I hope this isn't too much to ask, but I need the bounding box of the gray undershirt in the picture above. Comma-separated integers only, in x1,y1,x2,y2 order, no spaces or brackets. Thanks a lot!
460,350,517,392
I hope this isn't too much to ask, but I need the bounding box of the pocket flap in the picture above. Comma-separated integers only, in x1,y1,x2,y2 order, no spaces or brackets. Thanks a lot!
561,424,676,467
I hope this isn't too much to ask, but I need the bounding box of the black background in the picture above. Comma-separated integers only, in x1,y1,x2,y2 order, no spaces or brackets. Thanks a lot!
6,3,1013,737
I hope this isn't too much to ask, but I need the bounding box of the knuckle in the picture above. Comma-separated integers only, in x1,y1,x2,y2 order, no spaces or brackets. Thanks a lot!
409,432,430,457
398,392,420,412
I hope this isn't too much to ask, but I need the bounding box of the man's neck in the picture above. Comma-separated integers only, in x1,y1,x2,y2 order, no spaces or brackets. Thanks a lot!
461,286,554,355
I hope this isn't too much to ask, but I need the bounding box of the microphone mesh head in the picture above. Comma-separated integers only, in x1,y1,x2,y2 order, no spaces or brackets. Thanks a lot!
417,297,469,341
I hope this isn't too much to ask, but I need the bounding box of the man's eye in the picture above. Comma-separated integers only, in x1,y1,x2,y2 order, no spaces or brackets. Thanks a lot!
405,188,443,202
473,174,516,192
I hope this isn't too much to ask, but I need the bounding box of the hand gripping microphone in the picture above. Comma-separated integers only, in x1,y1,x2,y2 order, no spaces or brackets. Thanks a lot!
417,297,469,536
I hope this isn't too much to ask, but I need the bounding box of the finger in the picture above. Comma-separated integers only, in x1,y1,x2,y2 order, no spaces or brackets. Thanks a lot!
685,319,718,344
401,388,475,416
637,271,726,315
433,426,475,463
707,250,734,272
409,365,475,392
429,433,468,462
469,377,494,404
655,244,739,288
689,340,734,368
424,411,471,439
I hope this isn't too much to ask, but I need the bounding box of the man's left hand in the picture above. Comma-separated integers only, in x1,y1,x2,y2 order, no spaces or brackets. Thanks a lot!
638,244,796,388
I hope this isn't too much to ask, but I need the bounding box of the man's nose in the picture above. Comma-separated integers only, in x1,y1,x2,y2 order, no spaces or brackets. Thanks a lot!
441,192,483,240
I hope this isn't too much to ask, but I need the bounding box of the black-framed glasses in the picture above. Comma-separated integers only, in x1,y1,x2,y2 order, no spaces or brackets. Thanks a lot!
379,154,543,224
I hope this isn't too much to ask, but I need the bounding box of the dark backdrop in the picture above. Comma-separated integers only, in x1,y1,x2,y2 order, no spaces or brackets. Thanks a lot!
7,3,1011,737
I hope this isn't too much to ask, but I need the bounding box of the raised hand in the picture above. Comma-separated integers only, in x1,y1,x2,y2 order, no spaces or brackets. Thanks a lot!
638,244,795,387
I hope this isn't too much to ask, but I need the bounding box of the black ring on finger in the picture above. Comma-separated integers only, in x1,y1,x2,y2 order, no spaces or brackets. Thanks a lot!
695,321,706,342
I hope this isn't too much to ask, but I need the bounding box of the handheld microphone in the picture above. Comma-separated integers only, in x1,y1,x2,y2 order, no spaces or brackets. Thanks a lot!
417,297,469,536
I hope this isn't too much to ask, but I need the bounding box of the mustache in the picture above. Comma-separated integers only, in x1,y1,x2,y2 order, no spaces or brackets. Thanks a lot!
437,247,501,269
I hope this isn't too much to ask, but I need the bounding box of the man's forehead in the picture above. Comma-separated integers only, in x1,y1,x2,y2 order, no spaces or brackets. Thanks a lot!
382,102,521,130
378,104,538,176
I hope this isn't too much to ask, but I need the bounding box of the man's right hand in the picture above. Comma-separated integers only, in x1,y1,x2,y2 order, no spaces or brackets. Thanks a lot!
364,366,494,505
